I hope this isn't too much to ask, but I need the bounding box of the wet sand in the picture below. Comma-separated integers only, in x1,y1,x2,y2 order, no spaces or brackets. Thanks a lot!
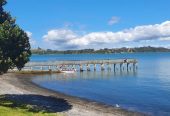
0,73,147,116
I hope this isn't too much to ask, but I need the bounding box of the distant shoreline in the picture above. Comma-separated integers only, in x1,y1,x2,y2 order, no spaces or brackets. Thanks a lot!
31,46,170,55
31,51,170,55
0,73,146,116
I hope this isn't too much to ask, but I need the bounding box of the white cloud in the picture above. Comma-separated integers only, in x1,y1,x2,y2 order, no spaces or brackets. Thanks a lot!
43,29,77,42
26,31,32,38
159,37,170,41
26,31,36,46
43,29,79,49
108,16,120,25
43,21,170,49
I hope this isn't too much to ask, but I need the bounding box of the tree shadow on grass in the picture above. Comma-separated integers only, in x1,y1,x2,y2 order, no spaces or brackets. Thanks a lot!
0,94,72,113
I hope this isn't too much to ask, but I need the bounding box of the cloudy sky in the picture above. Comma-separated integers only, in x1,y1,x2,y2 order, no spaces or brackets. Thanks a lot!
6,0,170,50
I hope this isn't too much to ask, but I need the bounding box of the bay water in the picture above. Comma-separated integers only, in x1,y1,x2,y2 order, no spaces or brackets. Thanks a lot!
31,53,170,116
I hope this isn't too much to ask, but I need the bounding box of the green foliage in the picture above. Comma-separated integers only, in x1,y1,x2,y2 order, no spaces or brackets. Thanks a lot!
0,0,31,74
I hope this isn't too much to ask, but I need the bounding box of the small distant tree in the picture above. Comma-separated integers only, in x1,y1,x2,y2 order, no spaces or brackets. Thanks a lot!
0,0,31,74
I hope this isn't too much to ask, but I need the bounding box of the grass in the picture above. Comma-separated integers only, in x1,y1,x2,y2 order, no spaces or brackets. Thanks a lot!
0,95,62,116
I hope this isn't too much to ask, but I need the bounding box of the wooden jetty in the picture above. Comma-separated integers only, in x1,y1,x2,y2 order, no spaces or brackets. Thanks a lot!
15,59,138,72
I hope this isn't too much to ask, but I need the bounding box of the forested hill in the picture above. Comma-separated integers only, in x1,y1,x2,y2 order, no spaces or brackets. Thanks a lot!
31,46,170,54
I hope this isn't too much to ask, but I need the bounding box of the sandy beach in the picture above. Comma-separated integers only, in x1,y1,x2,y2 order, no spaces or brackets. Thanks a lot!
0,73,146,116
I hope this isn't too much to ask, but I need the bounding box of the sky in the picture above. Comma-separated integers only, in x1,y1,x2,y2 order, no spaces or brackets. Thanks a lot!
5,0,170,50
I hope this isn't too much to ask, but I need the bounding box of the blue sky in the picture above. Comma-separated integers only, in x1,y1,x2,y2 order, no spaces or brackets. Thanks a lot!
5,0,170,50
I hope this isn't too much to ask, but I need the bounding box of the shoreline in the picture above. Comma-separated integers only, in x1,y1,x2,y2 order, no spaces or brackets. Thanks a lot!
31,51,170,55
0,73,147,116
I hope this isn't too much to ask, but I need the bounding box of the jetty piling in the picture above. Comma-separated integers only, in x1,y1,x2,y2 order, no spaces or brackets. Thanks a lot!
87,64,90,71
120,63,123,71
80,64,83,71
101,64,105,71
113,64,116,72
94,64,96,71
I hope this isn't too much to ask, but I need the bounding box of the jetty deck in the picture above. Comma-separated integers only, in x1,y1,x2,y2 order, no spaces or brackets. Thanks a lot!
17,59,138,72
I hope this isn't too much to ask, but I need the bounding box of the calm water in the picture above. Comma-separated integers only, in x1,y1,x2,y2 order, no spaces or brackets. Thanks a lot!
31,53,170,116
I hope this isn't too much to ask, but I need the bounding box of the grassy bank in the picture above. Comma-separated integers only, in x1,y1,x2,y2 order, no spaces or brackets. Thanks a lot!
0,95,61,116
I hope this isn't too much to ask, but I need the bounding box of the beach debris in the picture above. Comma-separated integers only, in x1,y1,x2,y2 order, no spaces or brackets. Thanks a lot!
115,104,120,108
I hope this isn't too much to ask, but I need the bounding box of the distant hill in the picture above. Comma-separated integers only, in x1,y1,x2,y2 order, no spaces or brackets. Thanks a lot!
31,46,170,54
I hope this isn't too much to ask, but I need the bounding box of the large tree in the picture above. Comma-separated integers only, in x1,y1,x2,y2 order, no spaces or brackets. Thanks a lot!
0,0,31,74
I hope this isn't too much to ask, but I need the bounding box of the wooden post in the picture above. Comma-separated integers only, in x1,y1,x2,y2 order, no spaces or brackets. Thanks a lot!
101,64,105,71
120,63,123,71
30,67,32,71
49,66,51,71
133,63,136,70
114,64,116,72
40,66,43,70
87,64,90,71
80,64,83,71
94,64,96,71
127,63,129,71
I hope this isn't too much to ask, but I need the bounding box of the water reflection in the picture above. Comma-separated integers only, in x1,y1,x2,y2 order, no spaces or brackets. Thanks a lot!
33,70,137,82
